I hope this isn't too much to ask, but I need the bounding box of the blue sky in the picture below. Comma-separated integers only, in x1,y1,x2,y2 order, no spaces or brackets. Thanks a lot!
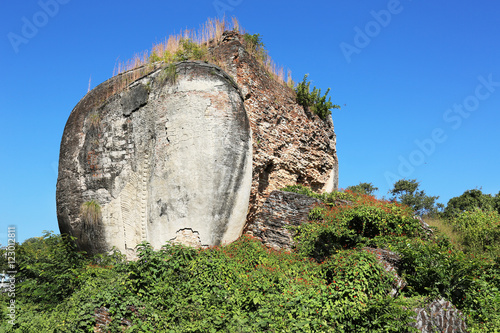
1,0,499,245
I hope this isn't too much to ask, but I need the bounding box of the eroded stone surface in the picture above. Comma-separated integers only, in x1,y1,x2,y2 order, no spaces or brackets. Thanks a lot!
57,61,252,257
249,190,321,250
210,31,339,228
411,298,468,333
57,31,339,257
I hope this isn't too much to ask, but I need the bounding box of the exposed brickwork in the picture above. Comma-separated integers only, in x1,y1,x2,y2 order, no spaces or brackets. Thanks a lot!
169,228,203,248
247,190,321,250
210,31,338,229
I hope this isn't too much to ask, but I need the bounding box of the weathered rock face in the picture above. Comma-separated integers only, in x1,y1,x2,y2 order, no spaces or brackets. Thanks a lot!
249,190,321,250
57,31,338,256
411,298,468,333
210,31,339,227
57,61,252,257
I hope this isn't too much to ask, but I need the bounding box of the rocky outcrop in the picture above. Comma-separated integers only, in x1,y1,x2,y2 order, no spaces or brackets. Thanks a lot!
57,61,252,257
411,298,468,333
57,30,338,257
249,190,322,250
210,31,338,227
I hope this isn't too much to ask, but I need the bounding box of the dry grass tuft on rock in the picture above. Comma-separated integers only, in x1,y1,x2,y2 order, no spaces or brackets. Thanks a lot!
111,17,290,87
81,200,102,225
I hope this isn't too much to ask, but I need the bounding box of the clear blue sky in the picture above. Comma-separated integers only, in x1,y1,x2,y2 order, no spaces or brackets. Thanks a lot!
1,0,499,245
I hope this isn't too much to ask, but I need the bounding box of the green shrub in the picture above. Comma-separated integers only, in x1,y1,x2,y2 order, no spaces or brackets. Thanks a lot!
386,236,500,331
15,232,87,307
149,51,162,63
295,74,340,120
282,184,323,199
243,33,263,51
149,38,207,65
318,250,416,332
243,33,265,59
5,193,500,332
346,182,379,196
389,179,441,216
173,38,207,62
3,234,420,332
320,250,395,301
450,208,500,257
292,193,424,260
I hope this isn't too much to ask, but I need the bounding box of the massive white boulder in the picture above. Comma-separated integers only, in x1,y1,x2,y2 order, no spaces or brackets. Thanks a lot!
56,61,252,257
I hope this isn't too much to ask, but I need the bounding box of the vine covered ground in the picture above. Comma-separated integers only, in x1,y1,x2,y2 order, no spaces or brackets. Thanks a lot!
1,188,499,332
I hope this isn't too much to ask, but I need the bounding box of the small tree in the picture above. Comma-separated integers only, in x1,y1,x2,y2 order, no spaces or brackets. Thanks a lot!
444,189,498,218
346,182,378,196
389,179,440,216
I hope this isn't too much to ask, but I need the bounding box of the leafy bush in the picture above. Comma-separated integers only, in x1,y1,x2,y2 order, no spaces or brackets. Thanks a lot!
287,185,500,330
282,184,324,199
176,38,207,61
4,185,500,331
450,208,500,257
295,74,340,120
4,234,419,332
14,232,87,307
292,192,424,260
150,38,208,65
243,33,265,56
383,236,500,331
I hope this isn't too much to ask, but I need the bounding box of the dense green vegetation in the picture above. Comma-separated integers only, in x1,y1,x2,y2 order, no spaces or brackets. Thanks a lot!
1,183,499,332
444,189,500,218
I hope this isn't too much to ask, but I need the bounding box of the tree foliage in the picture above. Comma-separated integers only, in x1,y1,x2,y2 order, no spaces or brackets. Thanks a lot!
389,179,441,216
444,189,500,218
346,182,379,196
14,232,88,307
